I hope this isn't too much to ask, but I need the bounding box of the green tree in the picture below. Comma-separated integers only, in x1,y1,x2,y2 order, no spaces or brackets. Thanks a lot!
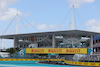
6,47,20,55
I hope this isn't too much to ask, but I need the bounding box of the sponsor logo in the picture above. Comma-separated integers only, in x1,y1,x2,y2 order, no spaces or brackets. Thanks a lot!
48,49,62,53
75,62,77,64
31,49,44,52
99,64,100,65
84,63,88,65
66,49,80,53
79,62,82,65
91,63,95,66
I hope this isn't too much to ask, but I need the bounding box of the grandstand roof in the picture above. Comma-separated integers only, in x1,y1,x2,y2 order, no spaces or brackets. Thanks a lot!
0,30,100,39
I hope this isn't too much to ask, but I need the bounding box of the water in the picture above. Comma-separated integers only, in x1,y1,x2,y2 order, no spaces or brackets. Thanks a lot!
0,61,86,67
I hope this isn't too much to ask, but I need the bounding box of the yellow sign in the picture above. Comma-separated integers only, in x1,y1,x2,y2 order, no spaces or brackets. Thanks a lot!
26,48,87,54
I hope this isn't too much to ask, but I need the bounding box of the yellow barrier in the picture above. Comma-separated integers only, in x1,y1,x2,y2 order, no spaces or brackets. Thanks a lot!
64,61,100,66
0,59,64,61
0,59,99,66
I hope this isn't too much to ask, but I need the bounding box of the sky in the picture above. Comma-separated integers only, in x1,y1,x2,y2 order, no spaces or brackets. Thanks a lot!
0,0,100,49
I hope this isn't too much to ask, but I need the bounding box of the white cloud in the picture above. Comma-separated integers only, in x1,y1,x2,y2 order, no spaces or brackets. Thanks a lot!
67,0,95,8
37,24,47,30
49,25,59,29
0,0,17,9
0,8,21,20
33,17,36,19
0,0,22,20
86,19,100,32
23,12,31,17
37,24,65,31
49,24,64,30
85,19,96,25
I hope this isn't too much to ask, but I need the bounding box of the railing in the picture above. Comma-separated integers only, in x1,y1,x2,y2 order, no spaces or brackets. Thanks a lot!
93,43,100,47
0,54,50,59
63,54,100,62
57,46,87,48
77,55,100,62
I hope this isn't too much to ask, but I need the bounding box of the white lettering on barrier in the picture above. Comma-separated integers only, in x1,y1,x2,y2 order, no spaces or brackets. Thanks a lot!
19,50,24,56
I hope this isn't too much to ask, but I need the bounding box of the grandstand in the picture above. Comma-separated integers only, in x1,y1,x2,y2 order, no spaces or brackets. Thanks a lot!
0,30,99,53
